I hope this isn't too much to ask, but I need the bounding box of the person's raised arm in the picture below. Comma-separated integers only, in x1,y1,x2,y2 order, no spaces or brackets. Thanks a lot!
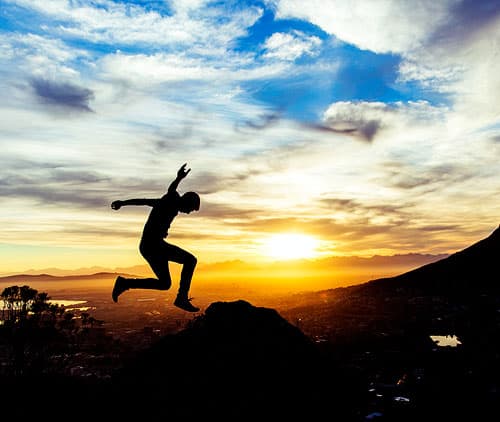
111,198,157,210
168,163,191,194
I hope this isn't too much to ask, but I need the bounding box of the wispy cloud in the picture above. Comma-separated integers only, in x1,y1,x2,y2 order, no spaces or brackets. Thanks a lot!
263,30,321,61
378,161,476,192
0,167,111,208
6,0,263,49
322,100,446,142
30,78,94,112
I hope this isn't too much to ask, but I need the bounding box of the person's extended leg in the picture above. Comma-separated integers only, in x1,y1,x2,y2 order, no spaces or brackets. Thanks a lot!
112,245,172,303
164,242,199,312
112,274,171,302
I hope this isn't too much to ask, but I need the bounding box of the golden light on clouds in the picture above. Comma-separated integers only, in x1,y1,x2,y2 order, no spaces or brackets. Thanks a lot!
261,233,320,260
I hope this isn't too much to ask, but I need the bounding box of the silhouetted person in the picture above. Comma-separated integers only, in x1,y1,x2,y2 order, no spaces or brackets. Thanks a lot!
111,163,200,312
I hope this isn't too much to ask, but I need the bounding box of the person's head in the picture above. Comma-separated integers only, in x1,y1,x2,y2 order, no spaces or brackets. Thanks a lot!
179,191,200,213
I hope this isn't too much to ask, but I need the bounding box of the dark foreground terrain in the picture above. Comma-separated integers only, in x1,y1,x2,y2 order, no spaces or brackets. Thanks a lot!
1,226,500,420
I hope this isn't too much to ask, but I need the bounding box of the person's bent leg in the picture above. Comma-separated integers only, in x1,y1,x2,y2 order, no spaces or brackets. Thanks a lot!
112,250,172,302
165,243,199,312
140,242,172,291
179,254,197,297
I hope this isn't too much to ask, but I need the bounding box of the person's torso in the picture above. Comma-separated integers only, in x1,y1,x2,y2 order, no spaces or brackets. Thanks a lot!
141,191,179,240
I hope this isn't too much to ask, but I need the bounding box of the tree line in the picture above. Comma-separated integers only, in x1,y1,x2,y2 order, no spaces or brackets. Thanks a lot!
0,284,104,376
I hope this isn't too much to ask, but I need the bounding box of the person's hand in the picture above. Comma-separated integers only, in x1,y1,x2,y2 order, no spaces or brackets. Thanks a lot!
111,200,122,210
177,163,191,179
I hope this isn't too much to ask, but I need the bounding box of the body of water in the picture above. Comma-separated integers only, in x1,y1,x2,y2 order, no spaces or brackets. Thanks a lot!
430,335,462,347
49,300,88,307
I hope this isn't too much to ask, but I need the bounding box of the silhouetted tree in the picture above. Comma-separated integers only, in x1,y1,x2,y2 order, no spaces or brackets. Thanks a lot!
0,285,101,375
1,285,55,325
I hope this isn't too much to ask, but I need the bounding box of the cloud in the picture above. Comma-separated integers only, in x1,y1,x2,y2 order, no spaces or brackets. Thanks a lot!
97,50,291,90
0,32,89,82
15,193,105,210
262,30,322,61
0,182,109,208
316,195,413,228
7,0,262,49
2,2,286,93
271,0,452,54
30,78,94,112
299,122,357,136
98,52,218,85
272,0,500,131
235,111,282,131
185,164,276,195
56,224,140,240
378,161,476,192
0,160,113,208
427,0,500,47
400,20,500,129
196,200,261,219
322,100,446,141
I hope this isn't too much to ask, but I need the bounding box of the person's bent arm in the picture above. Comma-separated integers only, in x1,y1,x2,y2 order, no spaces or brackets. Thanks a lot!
168,163,191,193
111,199,157,210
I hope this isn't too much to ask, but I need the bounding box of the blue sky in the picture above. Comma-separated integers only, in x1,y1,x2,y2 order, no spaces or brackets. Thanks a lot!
1,0,500,273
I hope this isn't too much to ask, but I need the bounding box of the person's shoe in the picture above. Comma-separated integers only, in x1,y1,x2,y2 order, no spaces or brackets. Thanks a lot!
112,276,128,303
174,295,200,312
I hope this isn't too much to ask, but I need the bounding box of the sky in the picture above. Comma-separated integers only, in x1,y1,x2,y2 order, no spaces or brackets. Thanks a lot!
1,0,500,274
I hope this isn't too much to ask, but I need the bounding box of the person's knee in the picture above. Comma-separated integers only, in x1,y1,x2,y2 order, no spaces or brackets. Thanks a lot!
191,254,198,266
158,278,172,290
186,254,197,268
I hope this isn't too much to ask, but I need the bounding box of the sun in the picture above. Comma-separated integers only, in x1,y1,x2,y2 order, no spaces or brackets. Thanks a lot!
261,233,319,260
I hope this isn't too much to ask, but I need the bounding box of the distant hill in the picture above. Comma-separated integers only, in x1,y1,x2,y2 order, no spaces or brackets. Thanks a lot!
351,224,500,297
0,264,151,277
280,224,500,333
1,252,447,281
0,272,138,284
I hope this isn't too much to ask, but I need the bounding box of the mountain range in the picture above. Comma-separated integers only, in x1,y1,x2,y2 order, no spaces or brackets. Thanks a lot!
0,252,448,294
1,252,447,278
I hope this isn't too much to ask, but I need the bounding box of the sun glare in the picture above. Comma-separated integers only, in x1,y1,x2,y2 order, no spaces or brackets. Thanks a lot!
262,233,319,260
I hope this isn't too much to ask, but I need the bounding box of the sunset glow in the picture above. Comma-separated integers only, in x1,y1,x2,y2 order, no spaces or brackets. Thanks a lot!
262,234,319,260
